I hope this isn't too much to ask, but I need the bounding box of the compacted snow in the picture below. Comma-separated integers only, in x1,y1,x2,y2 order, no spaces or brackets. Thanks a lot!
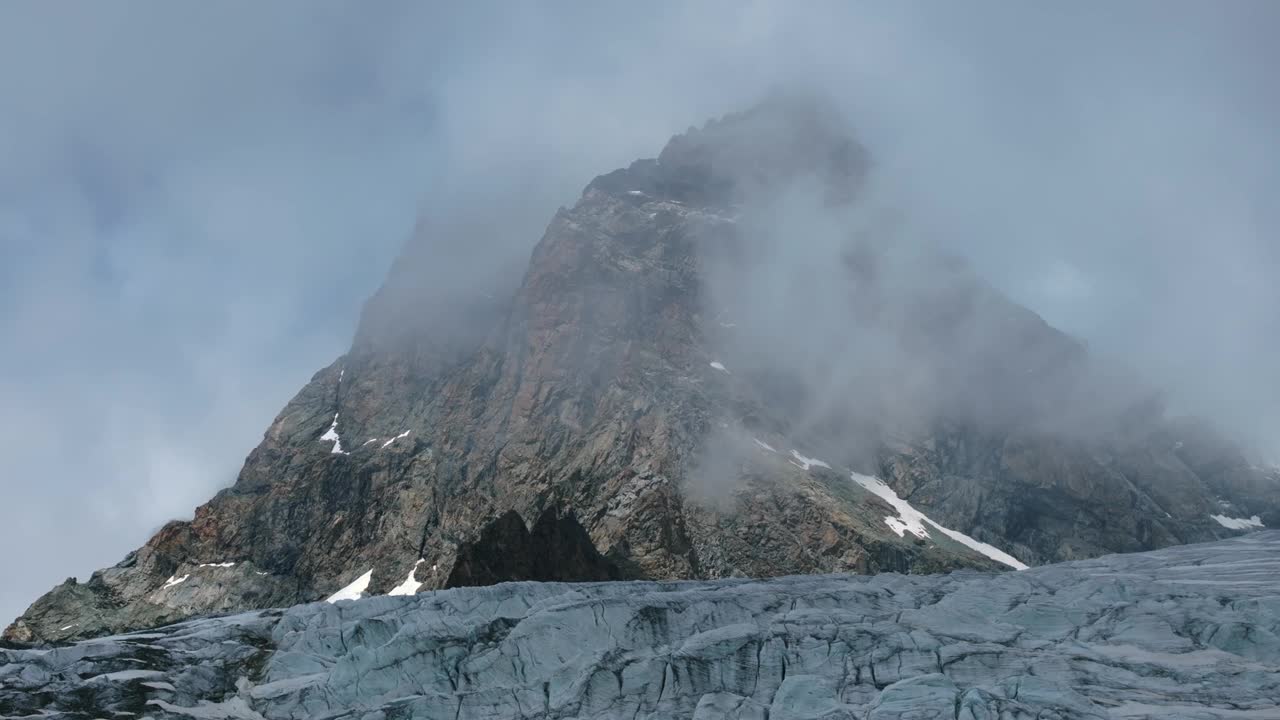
388,559,427,596
788,450,831,471
1211,513,1265,530
325,569,373,603
381,430,411,449
849,471,1028,570
160,574,189,590
319,413,347,455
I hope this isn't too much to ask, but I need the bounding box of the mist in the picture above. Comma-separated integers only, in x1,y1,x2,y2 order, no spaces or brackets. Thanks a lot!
2,1,1277,624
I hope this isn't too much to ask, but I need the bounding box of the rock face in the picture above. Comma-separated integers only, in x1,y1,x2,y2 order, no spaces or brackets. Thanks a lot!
4,532,1278,719
445,509,623,588
7,95,1278,645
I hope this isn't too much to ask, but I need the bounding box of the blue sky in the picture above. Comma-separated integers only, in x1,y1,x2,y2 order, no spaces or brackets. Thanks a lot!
2,1,1277,624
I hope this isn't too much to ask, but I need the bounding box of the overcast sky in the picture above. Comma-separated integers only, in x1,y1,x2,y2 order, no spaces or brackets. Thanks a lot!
2,1,1277,624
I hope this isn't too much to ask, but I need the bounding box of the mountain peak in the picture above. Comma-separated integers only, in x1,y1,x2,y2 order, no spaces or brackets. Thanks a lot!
7,100,1277,646
590,92,868,207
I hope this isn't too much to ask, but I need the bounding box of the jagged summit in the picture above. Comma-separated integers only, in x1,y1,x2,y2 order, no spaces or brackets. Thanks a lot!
7,99,1277,645
592,93,868,207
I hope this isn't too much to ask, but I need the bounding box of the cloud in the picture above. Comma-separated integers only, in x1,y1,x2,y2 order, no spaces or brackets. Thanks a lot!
0,2,440,623
2,1,1277,623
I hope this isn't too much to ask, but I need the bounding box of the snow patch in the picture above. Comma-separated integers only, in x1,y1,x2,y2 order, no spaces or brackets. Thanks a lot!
851,472,930,540
884,517,922,539
753,438,777,453
389,559,426,596
198,562,235,568
149,696,261,719
1211,514,1265,530
850,471,1029,570
161,574,189,590
326,569,373,603
142,680,177,692
627,190,645,196
93,669,165,683
709,361,729,373
927,521,1029,571
789,450,831,471
381,430,411,448
319,413,348,455
60,624,76,631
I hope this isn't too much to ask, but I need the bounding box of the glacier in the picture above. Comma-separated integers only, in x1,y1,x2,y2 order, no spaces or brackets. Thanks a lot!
2,532,1277,719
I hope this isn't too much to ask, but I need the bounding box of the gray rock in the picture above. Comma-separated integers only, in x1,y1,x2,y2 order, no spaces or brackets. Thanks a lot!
3,532,1276,719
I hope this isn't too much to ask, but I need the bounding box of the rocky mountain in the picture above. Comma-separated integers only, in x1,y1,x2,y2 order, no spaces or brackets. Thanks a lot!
7,96,1277,646
4,532,1277,719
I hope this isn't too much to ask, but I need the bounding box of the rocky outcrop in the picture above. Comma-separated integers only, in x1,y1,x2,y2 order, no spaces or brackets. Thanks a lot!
8,95,1278,645
4,532,1278,718
444,508,623,587
876,417,1280,565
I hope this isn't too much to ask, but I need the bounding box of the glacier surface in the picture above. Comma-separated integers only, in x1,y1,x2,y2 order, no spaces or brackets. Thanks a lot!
2,532,1277,719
